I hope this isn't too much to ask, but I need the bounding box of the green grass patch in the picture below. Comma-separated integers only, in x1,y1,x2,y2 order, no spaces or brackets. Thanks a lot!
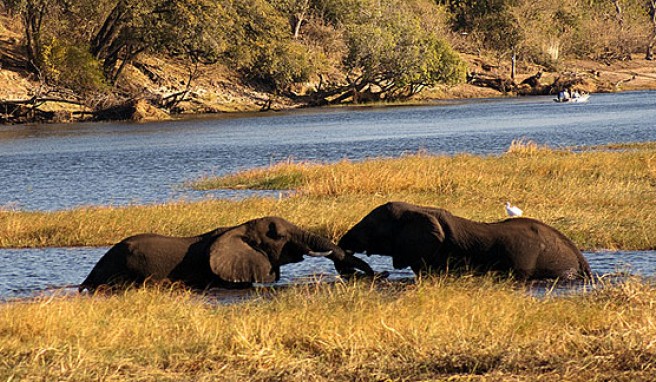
193,162,306,190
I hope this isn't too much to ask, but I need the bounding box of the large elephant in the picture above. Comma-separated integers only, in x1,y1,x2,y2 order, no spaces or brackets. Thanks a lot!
338,201,592,280
79,216,377,292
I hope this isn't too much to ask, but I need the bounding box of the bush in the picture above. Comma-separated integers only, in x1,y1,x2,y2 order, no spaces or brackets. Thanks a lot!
41,40,108,95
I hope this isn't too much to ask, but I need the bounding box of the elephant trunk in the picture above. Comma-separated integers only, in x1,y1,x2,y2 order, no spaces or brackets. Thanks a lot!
297,230,346,260
296,229,376,276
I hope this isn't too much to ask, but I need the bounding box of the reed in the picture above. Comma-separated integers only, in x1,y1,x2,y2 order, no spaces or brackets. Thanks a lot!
1,277,655,381
2,141,655,249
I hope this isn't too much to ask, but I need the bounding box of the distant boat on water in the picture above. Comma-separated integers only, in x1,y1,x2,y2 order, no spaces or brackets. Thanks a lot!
554,93,590,103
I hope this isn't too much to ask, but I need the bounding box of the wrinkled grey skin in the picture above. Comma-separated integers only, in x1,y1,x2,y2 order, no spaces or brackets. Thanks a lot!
338,202,592,280
79,216,376,292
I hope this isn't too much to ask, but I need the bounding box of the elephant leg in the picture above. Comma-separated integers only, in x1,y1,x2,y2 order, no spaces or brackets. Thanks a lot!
410,256,444,277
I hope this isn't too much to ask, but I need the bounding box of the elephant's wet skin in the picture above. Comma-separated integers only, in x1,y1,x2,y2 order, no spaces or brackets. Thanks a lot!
79,216,377,293
338,201,592,280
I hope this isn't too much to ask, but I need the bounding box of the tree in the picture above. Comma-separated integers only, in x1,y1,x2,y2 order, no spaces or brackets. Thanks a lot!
89,0,163,83
270,0,311,39
647,0,656,59
438,0,512,32
87,0,227,84
3,0,57,72
152,0,229,108
478,9,523,78
339,0,466,102
222,0,316,91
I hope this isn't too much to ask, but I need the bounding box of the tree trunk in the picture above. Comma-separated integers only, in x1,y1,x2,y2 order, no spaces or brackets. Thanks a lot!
291,0,309,39
90,1,128,59
294,15,305,40
511,46,516,81
612,0,625,31
647,1,656,60
22,1,48,73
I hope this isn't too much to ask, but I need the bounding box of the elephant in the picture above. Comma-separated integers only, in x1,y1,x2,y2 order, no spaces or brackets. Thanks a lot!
79,216,377,292
338,201,592,280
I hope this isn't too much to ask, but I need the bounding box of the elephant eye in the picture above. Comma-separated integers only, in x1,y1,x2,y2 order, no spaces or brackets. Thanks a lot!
266,223,286,240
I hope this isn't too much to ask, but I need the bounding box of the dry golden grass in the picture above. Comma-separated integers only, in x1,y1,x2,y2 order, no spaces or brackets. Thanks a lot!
4,137,656,379
195,141,656,250
2,141,656,249
2,277,656,381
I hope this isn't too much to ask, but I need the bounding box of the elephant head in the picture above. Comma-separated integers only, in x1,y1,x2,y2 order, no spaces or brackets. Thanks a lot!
208,216,353,283
79,216,377,292
339,201,592,280
339,202,447,273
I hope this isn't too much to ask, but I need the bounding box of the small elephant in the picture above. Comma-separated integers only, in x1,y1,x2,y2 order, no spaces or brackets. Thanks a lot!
338,201,592,280
79,216,376,292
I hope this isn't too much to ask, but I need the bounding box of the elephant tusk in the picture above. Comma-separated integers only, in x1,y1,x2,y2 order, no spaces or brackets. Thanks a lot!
345,249,369,256
307,250,333,257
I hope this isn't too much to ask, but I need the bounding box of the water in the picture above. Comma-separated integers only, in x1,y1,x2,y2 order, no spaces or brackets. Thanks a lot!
1,91,654,211
1,248,654,301
0,90,655,299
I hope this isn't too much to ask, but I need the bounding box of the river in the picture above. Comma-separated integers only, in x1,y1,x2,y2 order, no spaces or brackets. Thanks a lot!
0,91,655,299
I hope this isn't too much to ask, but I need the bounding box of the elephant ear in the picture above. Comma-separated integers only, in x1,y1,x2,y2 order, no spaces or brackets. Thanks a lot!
393,210,445,269
208,227,276,283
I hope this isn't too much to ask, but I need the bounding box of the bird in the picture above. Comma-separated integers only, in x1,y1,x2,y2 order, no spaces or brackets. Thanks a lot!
505,201,523,217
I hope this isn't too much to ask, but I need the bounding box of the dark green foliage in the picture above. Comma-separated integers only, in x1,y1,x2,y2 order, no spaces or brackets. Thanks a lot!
341,0,465,101
223,0,316,90
4,0,655,102
439,0,514,32
41,41,107,94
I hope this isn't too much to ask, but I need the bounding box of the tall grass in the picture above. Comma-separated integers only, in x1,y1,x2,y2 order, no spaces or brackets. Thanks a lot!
2,141,656,249
2,277,656,381
4,139,656,380
191,141,656,250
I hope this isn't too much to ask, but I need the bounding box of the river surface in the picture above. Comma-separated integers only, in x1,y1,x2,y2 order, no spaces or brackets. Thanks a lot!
0,91,655,299
0,248,654,301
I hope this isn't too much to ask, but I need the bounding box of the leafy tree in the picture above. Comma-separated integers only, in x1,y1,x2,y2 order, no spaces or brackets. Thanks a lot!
3,0,57,72
87,0,227,84
311,0,373,27
507,1,575,64
89,0,164,83
438,0,512,32
151,0,227,62
270,0,311,39
340,0,465,102
41,40,107,94
648,0,656,59
223,0,316,91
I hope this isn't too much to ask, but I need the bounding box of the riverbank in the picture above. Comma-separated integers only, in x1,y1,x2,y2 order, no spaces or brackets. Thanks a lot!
2,21,656,123
2,141,655,250
2,275,655,381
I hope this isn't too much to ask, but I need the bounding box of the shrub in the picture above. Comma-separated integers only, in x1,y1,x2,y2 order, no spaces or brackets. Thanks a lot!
41,40,108,95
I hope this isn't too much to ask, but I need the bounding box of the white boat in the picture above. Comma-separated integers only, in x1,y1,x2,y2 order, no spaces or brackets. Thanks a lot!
554,93,590,103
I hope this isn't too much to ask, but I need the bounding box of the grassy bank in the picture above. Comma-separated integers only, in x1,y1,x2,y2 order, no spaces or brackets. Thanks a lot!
2,277,656,381
3,141,656,381
2,141,655,250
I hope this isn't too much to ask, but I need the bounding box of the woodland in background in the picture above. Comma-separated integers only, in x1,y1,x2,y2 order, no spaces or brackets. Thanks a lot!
0,0,655,120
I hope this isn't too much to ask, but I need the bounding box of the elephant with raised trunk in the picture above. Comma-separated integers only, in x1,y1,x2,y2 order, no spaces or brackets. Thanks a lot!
79,216,377,292
338,201,592,280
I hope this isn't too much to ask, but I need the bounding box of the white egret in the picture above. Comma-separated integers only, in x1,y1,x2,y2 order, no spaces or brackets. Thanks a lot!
505,201,523,217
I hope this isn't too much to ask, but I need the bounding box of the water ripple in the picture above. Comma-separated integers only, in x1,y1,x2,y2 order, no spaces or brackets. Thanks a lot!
1,248,654,301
